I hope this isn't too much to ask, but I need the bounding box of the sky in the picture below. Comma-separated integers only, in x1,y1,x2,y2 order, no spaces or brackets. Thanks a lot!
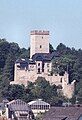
0,0,82,49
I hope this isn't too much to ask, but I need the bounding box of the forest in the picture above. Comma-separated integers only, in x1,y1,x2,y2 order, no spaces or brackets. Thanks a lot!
0,38,82,104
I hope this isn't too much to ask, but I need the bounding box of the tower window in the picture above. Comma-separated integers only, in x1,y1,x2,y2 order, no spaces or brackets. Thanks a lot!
42,36,43,39
40,45,42,48
38,68,40,73
38,63,40,66
47,63,49,67
60,78,62,83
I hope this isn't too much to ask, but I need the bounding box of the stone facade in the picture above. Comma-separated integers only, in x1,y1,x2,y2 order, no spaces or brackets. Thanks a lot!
10,30,75,99
30,30,49,58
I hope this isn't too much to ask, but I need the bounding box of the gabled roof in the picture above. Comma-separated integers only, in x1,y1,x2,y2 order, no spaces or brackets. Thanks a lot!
7,99,31,111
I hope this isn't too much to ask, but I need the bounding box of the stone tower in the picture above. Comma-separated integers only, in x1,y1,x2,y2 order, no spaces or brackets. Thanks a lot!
30,30,49,58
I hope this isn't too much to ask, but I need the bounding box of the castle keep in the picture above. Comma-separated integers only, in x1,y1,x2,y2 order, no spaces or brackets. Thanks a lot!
30,30,49,58
10,30,75,98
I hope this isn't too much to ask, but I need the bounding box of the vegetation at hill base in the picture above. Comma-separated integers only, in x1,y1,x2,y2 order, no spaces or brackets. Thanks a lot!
0,39,82,104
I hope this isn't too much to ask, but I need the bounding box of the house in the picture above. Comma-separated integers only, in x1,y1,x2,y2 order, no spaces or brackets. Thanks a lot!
42,106,82,120
10,30,76,98
28,99,50,117
0,99,9,116
5,99,35,120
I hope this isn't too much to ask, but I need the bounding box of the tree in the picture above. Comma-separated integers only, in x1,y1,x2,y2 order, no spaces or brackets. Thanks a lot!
0,39,10,68
30,77,58,103
49,43,54,53
2,84,26,101
19,47,30,59
56,43,67,54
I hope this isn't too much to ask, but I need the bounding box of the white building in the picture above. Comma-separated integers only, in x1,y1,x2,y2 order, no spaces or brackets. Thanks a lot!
10,30,76,99
28,99,50,117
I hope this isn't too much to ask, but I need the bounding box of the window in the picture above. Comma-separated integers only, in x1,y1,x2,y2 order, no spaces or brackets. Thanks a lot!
42,105,44,110
42,36,43,39
45,105,49,109
60,78,62,83
47,63,49,67
30,65,34,68
40,45,42,48
38,68,40,73
20,113,28,116
38,63,40,66
42,63,44,72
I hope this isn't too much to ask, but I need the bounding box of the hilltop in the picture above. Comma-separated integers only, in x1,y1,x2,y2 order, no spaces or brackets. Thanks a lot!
0,38,82,104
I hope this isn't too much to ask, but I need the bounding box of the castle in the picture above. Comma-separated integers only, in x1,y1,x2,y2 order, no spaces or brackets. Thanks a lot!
10,30,75,98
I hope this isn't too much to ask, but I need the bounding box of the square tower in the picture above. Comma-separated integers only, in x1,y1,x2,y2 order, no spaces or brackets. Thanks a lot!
30,30,49,58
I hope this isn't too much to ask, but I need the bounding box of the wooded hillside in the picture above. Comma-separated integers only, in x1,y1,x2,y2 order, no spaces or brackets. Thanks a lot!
0,39,82,104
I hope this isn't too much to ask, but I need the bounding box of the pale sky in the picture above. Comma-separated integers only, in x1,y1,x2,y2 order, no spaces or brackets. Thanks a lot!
0,0,82,49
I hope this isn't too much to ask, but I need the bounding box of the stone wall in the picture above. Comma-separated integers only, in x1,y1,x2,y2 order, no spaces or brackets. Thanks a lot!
10,63,75,98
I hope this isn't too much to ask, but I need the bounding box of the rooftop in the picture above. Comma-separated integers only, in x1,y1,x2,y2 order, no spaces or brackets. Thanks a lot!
7,99,31,111
43,106,82,120
32,51,59,62
15,51,60,68
6,99,35,120
28,99,50,106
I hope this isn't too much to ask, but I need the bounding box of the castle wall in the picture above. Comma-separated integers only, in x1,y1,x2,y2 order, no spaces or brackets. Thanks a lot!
62,83,75,99
11,64,75,99
12,64,68,88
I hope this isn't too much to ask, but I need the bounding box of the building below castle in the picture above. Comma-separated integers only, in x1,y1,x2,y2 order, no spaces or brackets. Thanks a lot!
10,30,76,99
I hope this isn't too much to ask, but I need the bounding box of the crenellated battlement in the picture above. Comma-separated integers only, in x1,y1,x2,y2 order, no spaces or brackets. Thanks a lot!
30,30,49,35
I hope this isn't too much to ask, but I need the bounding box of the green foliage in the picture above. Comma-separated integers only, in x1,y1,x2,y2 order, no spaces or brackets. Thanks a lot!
30,77,58,102
0,38,82,103
51,43,81,83
0,38,30,101
36,112,44,120
2,84,26,101
49,43,54,53
19,47,30,59
1,77,65,105
54,43,82,103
